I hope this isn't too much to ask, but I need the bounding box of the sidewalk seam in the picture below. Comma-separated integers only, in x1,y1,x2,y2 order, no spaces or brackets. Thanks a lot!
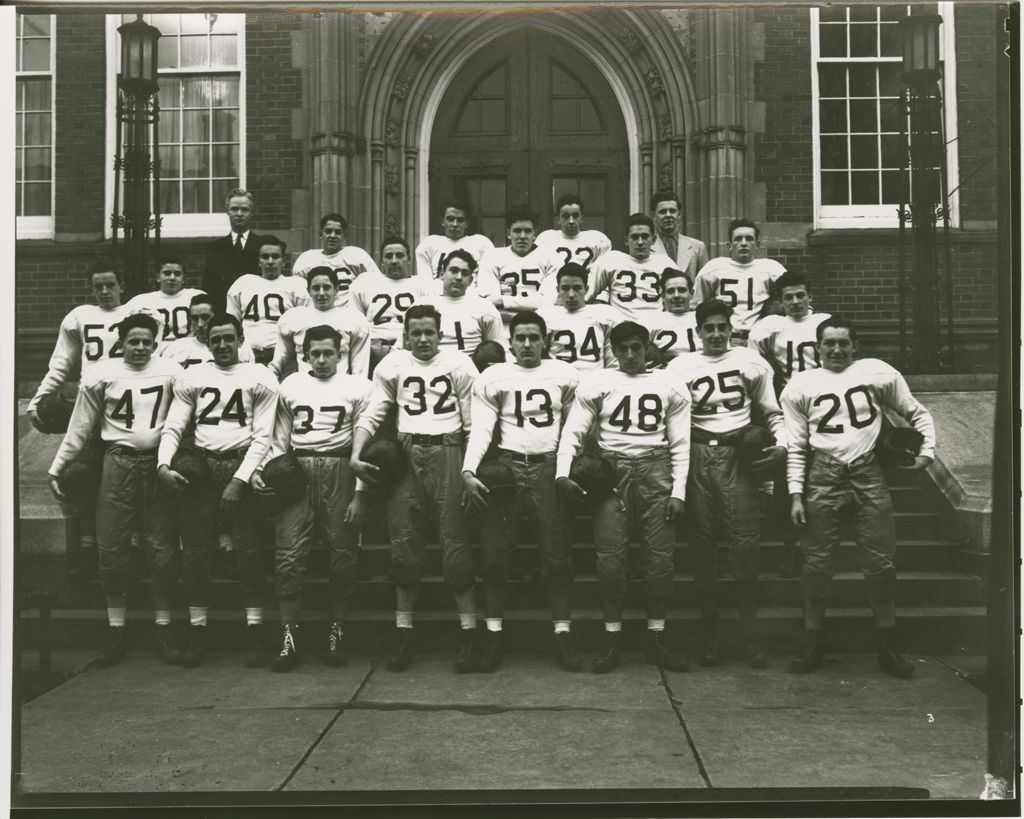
658,668,713,789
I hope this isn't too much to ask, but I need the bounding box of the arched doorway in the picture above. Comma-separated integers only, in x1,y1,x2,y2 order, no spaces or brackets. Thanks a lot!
428,29,629,247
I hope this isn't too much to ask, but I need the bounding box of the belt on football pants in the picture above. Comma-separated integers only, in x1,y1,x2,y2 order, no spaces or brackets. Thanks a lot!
407,433,446,446
293,447,352,458
105,445,158,456
499,449,553,464
691,426,744,447
197,446,248,460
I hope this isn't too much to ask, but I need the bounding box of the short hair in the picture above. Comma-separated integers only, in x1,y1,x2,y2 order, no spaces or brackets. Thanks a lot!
441,249,478,274
117,311,160,341
224,188,254,208
509,310,547,339
625,213,656,234
380,236,410,256
403,304,442,331
87,258,117,281
189,294,216,310
257,235,287,255
728,217,760,241
649,189,681,212
306,266,339,287
440,199,470,218
695,299,733,328
555,193,583,212
556,262,589,286
320,213,348,231
816,315,858,344
158,255,185,271
207,313,243,338
609,321,650,349
773,271,811,297
302,324,342,356
660,267,692,291
505,204,538,231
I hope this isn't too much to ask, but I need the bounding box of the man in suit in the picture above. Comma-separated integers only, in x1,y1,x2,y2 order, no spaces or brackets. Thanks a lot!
202,188,266,310
649,190,709,280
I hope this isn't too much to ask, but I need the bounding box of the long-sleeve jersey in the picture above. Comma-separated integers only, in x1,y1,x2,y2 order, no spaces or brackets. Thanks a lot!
356,349,477,437
586,250,677,321
159,335,256,369
667,346,785,444
29,304,130,412
556,368,692,500
648,310,702,361
269,304,371,379
124,288,206,341
748,312,831,389
781,358,937,494
158,361,279,483
537,303,618,371
415,293,506,354
49,357,182,477
264,371,373,462
693,257,787,332
535,229,612,270
462,360,579,474
415,234,495,283
290,246,381,308
226,274,308,351
475,245,563,323
348,271,429,344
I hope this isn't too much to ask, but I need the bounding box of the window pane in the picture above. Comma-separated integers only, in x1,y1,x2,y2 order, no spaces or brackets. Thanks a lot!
850,135,878,168
851,171,880,203
821,172,849,205
818,65,846,98
479,178,506,205
879,64,902,97
819,24,846,58
180,35,209,68
159,145,180,178
212,144,239,177
551,102,576,131
23,182,50,215
880,6,908,22
879,23,901,56
182,77,211,108
183,110,209,143
880,99,904,132
480,63,506,96
551,63,575,95
456,100,481,133
24,147,50,180
881,170,907,203
22,15,50,36
22,78,51,111
157,36,178,69
849,5,877,22
580,177,607,212
849,99,878,132
579,100,600,131
24,113,50,146
211,178,239,208
880,134,904,167
820,136,848,169
180,14,209,34
160,182,180,214
848,65,876,97
820,100,848,133
182,180,209,213
210,77,239,107
849,24,877,57
159,109,180,144
479,100,506,132
151,14,180,35
182,145,209,177
158,77,181,105
22,39,50,71
15,149,23,181
15,114,22,147
211,34,238,67
211,109,238,142
820,6,847,22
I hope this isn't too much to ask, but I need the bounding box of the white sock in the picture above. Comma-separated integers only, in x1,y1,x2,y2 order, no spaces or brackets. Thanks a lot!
245,608,263,626
459,613,477,630
647,619,666,632
553,620,571,634
154,610,171,626
219,533,235,551
485,618,502,632
107,607,126,628
189,607,208,627
605,621,622,633
395,611,414,629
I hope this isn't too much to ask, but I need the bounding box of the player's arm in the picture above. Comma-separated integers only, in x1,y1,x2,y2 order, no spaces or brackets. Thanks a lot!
29,313,82,417
157,376,198,490
883,371,937,469
474,257,501,304
234,380,279,485
254,393,294,491
348,277,370,318
355,247,383,279
225,283,243,322
480,304,507,345
414,240,434,281
461,380,500,510
344,382,375,518
693,264,716,306
780,385,811,525
664,385,692,519
748,362,788,470
453,358,478,434
584,260,610,304
268,318,294,379
350,366,397,483
748,323,785,379
555,384,599,501
558,370,580,427
348,316,372,379
47,380,103,499
594,233,612,260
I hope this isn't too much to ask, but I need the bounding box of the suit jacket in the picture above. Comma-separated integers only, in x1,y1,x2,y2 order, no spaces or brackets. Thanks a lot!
652,233,710,279
202,232,266,310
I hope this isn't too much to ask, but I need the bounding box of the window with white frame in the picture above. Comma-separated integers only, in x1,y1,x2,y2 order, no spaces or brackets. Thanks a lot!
16,12,55,239
106,13,245,237
811,4,959,228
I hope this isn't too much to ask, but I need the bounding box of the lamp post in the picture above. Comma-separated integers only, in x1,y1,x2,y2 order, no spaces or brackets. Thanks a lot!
898,11,944,373
111,15,162,298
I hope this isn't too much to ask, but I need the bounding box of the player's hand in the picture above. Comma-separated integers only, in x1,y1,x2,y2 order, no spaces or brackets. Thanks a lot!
751,445,787,472
898,455,933,472
28,408,46,433
47,475,66,502
556,476,588,503
344,492,365,525
350,457,382,486
220,477,245,516
157,464,189,492
790,495,806,527
250,471,271,494
665,497,686,521
461,471,489,511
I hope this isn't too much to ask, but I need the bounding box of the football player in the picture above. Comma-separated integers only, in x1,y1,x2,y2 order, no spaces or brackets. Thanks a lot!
586,214,676,322
47,312,181,666
782,317,935,678
535,193,612,271
538,263,617,372
647,267,702,365
415,199,495,283
666,300,787,668
649,190,709,279
160,294,257,369
226,236,307,364
270,266,371,380
556,321,692,673
157,313,279,668
350,305,479,672
124,256,206,341
462,311,582,671
418,250,505,354
693,218,787,346
253,325,373,671
291,213,381,307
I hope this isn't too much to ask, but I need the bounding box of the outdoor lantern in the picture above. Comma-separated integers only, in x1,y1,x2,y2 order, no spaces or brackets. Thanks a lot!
900,12,942,87
117,14,161,96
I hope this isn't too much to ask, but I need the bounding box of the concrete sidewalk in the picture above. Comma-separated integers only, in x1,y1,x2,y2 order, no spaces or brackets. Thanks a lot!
14,648,987,801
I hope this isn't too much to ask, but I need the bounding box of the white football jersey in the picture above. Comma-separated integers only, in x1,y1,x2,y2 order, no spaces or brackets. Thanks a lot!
556,368,692,500
537,304,618,371
693,257,787,332
158,361,279,483
416,293,506,354
357,349,477,437
348,271,429,344
535,229,612,270
475,245,563,323
415,234,495,282
781,358,936,494
124,288,206,341
270,304,371,379
29,303,131,412
291,246,381,308
463,359,579,473
648,310,702,361
159,335,256,369
49,357,182,477
226,274,308,352
587,250,676,322
667,346,784,442
266,370,373,460
748,312,831,389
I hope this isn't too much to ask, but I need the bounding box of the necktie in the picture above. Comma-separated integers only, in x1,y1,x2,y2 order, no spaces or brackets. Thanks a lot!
234,234,243,250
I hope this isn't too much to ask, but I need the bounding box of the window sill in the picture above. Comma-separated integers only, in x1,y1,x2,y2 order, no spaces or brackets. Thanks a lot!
808,227,997,246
